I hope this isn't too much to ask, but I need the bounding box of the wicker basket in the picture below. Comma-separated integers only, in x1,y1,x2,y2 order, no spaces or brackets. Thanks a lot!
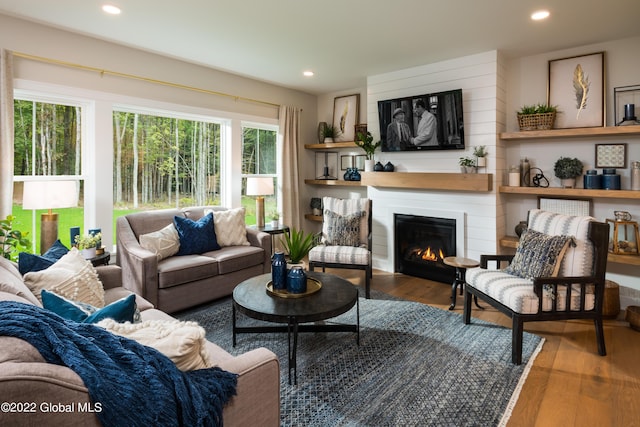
517,112,556,131
626,306,640,331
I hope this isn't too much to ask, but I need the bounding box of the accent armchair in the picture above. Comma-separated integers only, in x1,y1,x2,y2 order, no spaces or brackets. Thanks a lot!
308,197,372,298
463,209,609,364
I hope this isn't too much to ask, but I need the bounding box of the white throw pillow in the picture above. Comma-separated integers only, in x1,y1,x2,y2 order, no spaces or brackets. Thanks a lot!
139,223,180,261
207,207,250,247
24,248,105,307
97,318,213,371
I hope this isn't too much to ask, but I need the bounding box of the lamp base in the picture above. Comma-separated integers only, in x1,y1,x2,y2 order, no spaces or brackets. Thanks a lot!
40,212,58,254
256,196,265,228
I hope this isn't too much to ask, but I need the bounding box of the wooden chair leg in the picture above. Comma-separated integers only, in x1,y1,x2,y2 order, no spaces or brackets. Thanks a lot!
463,290,472,324
512,316,524,365
365,266,371,299
594,318,607,356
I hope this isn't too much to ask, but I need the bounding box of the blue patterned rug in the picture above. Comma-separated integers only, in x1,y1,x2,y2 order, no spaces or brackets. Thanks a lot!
176,291,543,426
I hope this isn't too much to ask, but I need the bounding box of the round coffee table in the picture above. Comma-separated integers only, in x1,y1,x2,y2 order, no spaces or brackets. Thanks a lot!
232,271,359,385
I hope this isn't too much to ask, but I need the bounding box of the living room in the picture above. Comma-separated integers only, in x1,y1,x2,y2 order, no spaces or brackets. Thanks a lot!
0,2,639,426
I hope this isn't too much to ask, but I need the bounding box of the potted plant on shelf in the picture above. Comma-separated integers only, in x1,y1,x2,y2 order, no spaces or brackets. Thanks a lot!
355,131,382,171
322,124,340,143
517,103,558,131
459,156,477,173
74,232,102,259
0,215,30,262
473,145,488,167
280,228,315,269
553,157,583,188
310,197,322,216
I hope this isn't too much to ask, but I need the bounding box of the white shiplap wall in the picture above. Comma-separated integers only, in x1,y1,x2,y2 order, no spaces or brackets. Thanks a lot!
365,50,505,272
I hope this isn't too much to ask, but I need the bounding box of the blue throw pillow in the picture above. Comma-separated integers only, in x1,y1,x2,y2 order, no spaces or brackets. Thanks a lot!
41,290,137,324
18,240,70,275
174,213,220,255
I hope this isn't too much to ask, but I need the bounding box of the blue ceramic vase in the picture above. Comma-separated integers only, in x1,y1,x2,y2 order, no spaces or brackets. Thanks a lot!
287,266,307,294
271,252,287,290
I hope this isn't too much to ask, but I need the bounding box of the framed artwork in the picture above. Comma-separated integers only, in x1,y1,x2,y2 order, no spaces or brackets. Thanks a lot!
333,94,360,142
341,155,353,170
613,85,640,125
596,143,627,168
354,124,367,139
354,155,366,171
548,52,604,129
538,197,592,216
315,151,338,179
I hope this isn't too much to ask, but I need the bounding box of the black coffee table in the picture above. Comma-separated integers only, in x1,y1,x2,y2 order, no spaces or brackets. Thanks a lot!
232,271,359,385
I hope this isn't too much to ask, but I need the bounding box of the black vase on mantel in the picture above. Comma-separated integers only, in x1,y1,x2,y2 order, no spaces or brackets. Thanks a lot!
374,162,384,172
515,221,527,237
384,162,395,172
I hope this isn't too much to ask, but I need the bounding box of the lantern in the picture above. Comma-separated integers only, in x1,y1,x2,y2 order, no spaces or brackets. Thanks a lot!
606,218,639,255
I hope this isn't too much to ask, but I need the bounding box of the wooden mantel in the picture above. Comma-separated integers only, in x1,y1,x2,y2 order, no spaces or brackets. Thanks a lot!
360,172,493,192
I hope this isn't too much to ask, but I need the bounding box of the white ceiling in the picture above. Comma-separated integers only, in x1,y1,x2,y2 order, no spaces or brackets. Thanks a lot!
1,0,639,95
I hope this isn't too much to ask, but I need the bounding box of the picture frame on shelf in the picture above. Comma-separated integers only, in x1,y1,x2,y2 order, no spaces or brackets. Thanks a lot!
613,85,640,126
341,155,354,171
548,52,604,129
354,124,367,138
595,143,627,168
354,155,366,171
315,151,338,179
333,94,359,142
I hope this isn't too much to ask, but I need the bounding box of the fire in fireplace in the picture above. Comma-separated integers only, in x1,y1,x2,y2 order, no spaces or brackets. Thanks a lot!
394,214,456,283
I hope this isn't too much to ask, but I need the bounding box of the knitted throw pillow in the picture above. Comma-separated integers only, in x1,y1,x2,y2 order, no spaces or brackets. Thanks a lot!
324,210,364,247
504,229,573,279
139,223,180,261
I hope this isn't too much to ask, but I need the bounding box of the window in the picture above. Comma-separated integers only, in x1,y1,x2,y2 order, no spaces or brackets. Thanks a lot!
241,124,278,224
13,97,85,252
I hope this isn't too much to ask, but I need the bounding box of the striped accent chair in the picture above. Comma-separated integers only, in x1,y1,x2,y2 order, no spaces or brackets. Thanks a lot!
308,197,372,298
463,209,609,364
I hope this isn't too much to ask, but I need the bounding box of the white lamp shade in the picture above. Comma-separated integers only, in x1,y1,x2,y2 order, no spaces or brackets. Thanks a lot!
22,180,79,210
246,176,274,196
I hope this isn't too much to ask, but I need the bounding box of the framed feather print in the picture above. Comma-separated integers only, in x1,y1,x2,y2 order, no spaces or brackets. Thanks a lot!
332,94,359,142
548,52,604,129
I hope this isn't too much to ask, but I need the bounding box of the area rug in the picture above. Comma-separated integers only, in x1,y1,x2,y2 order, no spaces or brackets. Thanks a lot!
176,292,544,426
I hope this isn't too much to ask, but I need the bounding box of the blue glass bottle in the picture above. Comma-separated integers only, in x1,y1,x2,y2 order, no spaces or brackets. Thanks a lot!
271,252,287,290
287,266,307,294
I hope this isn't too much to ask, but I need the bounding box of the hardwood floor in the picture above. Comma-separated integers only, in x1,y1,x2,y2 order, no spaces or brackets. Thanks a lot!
339,268,640,427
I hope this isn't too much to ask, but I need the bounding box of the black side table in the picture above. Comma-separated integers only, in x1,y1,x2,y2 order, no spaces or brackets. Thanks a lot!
90,251,111,267
252,224,290,253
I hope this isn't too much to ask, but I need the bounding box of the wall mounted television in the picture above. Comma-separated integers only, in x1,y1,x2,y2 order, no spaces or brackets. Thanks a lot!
378,88,464,152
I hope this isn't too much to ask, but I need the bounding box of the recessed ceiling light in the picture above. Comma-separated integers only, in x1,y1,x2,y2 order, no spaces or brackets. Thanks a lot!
531,10,550,20
102,4,121,15
303,71,314,77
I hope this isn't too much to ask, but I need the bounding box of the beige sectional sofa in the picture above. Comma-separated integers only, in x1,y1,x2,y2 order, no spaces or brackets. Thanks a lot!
116,206,272,313
0,259,280,426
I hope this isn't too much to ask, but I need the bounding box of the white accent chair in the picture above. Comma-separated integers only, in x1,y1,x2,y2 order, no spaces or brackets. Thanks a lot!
463,209,609,364
308,197,372,298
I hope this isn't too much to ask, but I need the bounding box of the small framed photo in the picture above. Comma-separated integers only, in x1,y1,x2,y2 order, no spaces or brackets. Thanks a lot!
315,151,338,179
595,143,627,168
548,52,604,129
354,124,367,139
354,155,366,171
341,155,353,170
614,85,640,126
333,94,360,142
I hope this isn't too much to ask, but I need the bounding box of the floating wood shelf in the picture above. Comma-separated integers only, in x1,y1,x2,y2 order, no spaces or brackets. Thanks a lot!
304,179,362,187
304,141,357,150
361,172,493,192
499,186,640,200
304,214,322,222
500,125,640,140
500,235,640,266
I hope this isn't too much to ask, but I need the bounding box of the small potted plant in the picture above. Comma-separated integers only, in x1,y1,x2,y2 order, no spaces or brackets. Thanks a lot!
280,228,315,269
0,215,31,262
322,124,340,143
355,131,382,171
517,103,558,131
473,145,488,167
553,157,583,188
75,232,102,259
269,210,280,228
310,197,322,216
459,157,476,173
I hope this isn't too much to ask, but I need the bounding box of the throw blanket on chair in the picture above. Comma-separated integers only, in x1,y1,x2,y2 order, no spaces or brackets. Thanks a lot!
0,301,237,427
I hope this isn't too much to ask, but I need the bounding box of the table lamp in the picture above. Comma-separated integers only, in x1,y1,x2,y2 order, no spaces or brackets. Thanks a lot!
22,180,79,254
246,176,274,228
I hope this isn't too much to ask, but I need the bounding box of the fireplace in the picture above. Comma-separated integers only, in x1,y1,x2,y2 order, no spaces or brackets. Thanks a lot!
394,214,455,283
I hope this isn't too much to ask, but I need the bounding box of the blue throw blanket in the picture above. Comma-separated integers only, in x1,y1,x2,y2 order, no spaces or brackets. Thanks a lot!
0,301,237,427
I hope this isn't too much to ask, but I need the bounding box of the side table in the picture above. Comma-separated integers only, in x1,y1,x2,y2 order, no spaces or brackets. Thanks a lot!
443,256,483,311
252,224,290,253
90,251,111,267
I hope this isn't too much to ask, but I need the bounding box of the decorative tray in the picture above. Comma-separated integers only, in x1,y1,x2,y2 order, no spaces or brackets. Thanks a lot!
266,277,322,299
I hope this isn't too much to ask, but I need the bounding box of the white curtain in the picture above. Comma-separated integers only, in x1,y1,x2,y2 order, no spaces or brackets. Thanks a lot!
279,105,301,230
0,49,14,219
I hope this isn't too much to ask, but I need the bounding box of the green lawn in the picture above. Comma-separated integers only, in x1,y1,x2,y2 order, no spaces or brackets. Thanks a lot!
10,196,274,254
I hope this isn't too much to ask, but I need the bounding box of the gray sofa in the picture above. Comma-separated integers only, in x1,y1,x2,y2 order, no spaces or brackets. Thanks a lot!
116,206,272,313
0,259,280,426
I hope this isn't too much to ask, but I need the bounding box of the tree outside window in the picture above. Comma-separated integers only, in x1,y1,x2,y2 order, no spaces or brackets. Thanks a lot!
242,126,278,225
